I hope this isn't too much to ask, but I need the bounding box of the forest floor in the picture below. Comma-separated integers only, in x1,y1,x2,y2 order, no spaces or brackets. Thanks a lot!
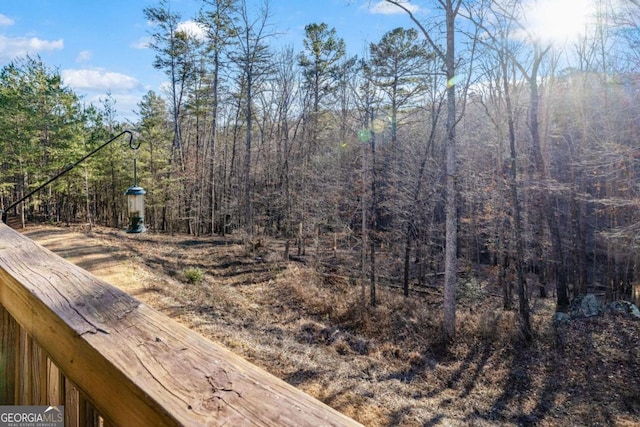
22,224,640,427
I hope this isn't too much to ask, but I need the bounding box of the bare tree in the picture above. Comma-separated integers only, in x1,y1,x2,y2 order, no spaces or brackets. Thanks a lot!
199,0,237,235
144,0,196,169
468,0,533,339
229,0,274,235
385,0,463,343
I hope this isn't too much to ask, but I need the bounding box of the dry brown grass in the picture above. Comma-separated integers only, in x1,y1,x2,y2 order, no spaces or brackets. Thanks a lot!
25,225,640,427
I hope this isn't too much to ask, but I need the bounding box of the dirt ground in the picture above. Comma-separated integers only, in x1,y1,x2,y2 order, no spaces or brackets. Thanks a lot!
23,225,640,427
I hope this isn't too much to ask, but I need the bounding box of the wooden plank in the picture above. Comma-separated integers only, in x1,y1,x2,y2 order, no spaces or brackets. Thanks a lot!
47,359,64,405
30,339,48,405
0,224,362,427
0,305,17,404
65,377,80,427
17,328,29,404
80,396,100,427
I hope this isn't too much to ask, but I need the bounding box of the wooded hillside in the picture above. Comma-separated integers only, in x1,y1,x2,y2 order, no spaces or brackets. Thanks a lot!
1,0,640,340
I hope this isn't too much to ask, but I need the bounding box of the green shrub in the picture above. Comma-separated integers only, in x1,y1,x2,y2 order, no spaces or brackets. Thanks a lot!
183,267,204,284
457,276,487,304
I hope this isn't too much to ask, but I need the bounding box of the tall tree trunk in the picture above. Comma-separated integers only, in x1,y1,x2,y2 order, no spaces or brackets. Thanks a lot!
361,128,368,310
403,94,442,296
403,231,411,297
526,54,569,310
384,0,462,342
501,50,532,340
244,74,253,235
510,41,568,311
209,51,220,236
370,120,378,307
442,0,459,343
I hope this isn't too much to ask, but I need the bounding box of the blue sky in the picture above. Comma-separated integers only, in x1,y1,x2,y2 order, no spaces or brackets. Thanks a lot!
0,0,418,122
0,0,600,122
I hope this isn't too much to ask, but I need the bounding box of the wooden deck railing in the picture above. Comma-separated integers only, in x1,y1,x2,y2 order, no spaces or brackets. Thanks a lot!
0,223,362,426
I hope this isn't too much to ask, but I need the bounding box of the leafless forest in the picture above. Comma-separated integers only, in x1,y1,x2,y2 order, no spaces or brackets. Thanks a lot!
2,0,640,342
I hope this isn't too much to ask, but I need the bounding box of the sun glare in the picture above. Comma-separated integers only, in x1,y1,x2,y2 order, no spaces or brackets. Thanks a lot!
522,0,595,45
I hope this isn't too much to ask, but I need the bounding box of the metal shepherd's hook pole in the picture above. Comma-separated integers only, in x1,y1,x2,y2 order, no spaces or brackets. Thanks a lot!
134,158,138,187
1,130,138,225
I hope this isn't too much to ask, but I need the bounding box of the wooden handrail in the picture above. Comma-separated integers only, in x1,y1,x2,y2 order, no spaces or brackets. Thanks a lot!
0,223,362,426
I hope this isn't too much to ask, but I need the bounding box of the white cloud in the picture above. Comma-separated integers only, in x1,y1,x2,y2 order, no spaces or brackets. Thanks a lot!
61,68,140,92
131,36,151,49
143,19,206,45
176,20,207,42
64,69,145,121
368,0,419,15
84,92,143,122
76,50,92,63
0,35,63,61
0,14,14,26
159,80,172,95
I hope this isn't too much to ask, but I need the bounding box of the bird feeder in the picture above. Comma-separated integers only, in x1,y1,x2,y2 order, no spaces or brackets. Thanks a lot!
125,155,146,233
125,185,146,233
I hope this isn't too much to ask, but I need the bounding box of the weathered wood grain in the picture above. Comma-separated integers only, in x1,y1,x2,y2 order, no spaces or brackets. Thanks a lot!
64,378,81,427
0,305,17,404
0,224,362,426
